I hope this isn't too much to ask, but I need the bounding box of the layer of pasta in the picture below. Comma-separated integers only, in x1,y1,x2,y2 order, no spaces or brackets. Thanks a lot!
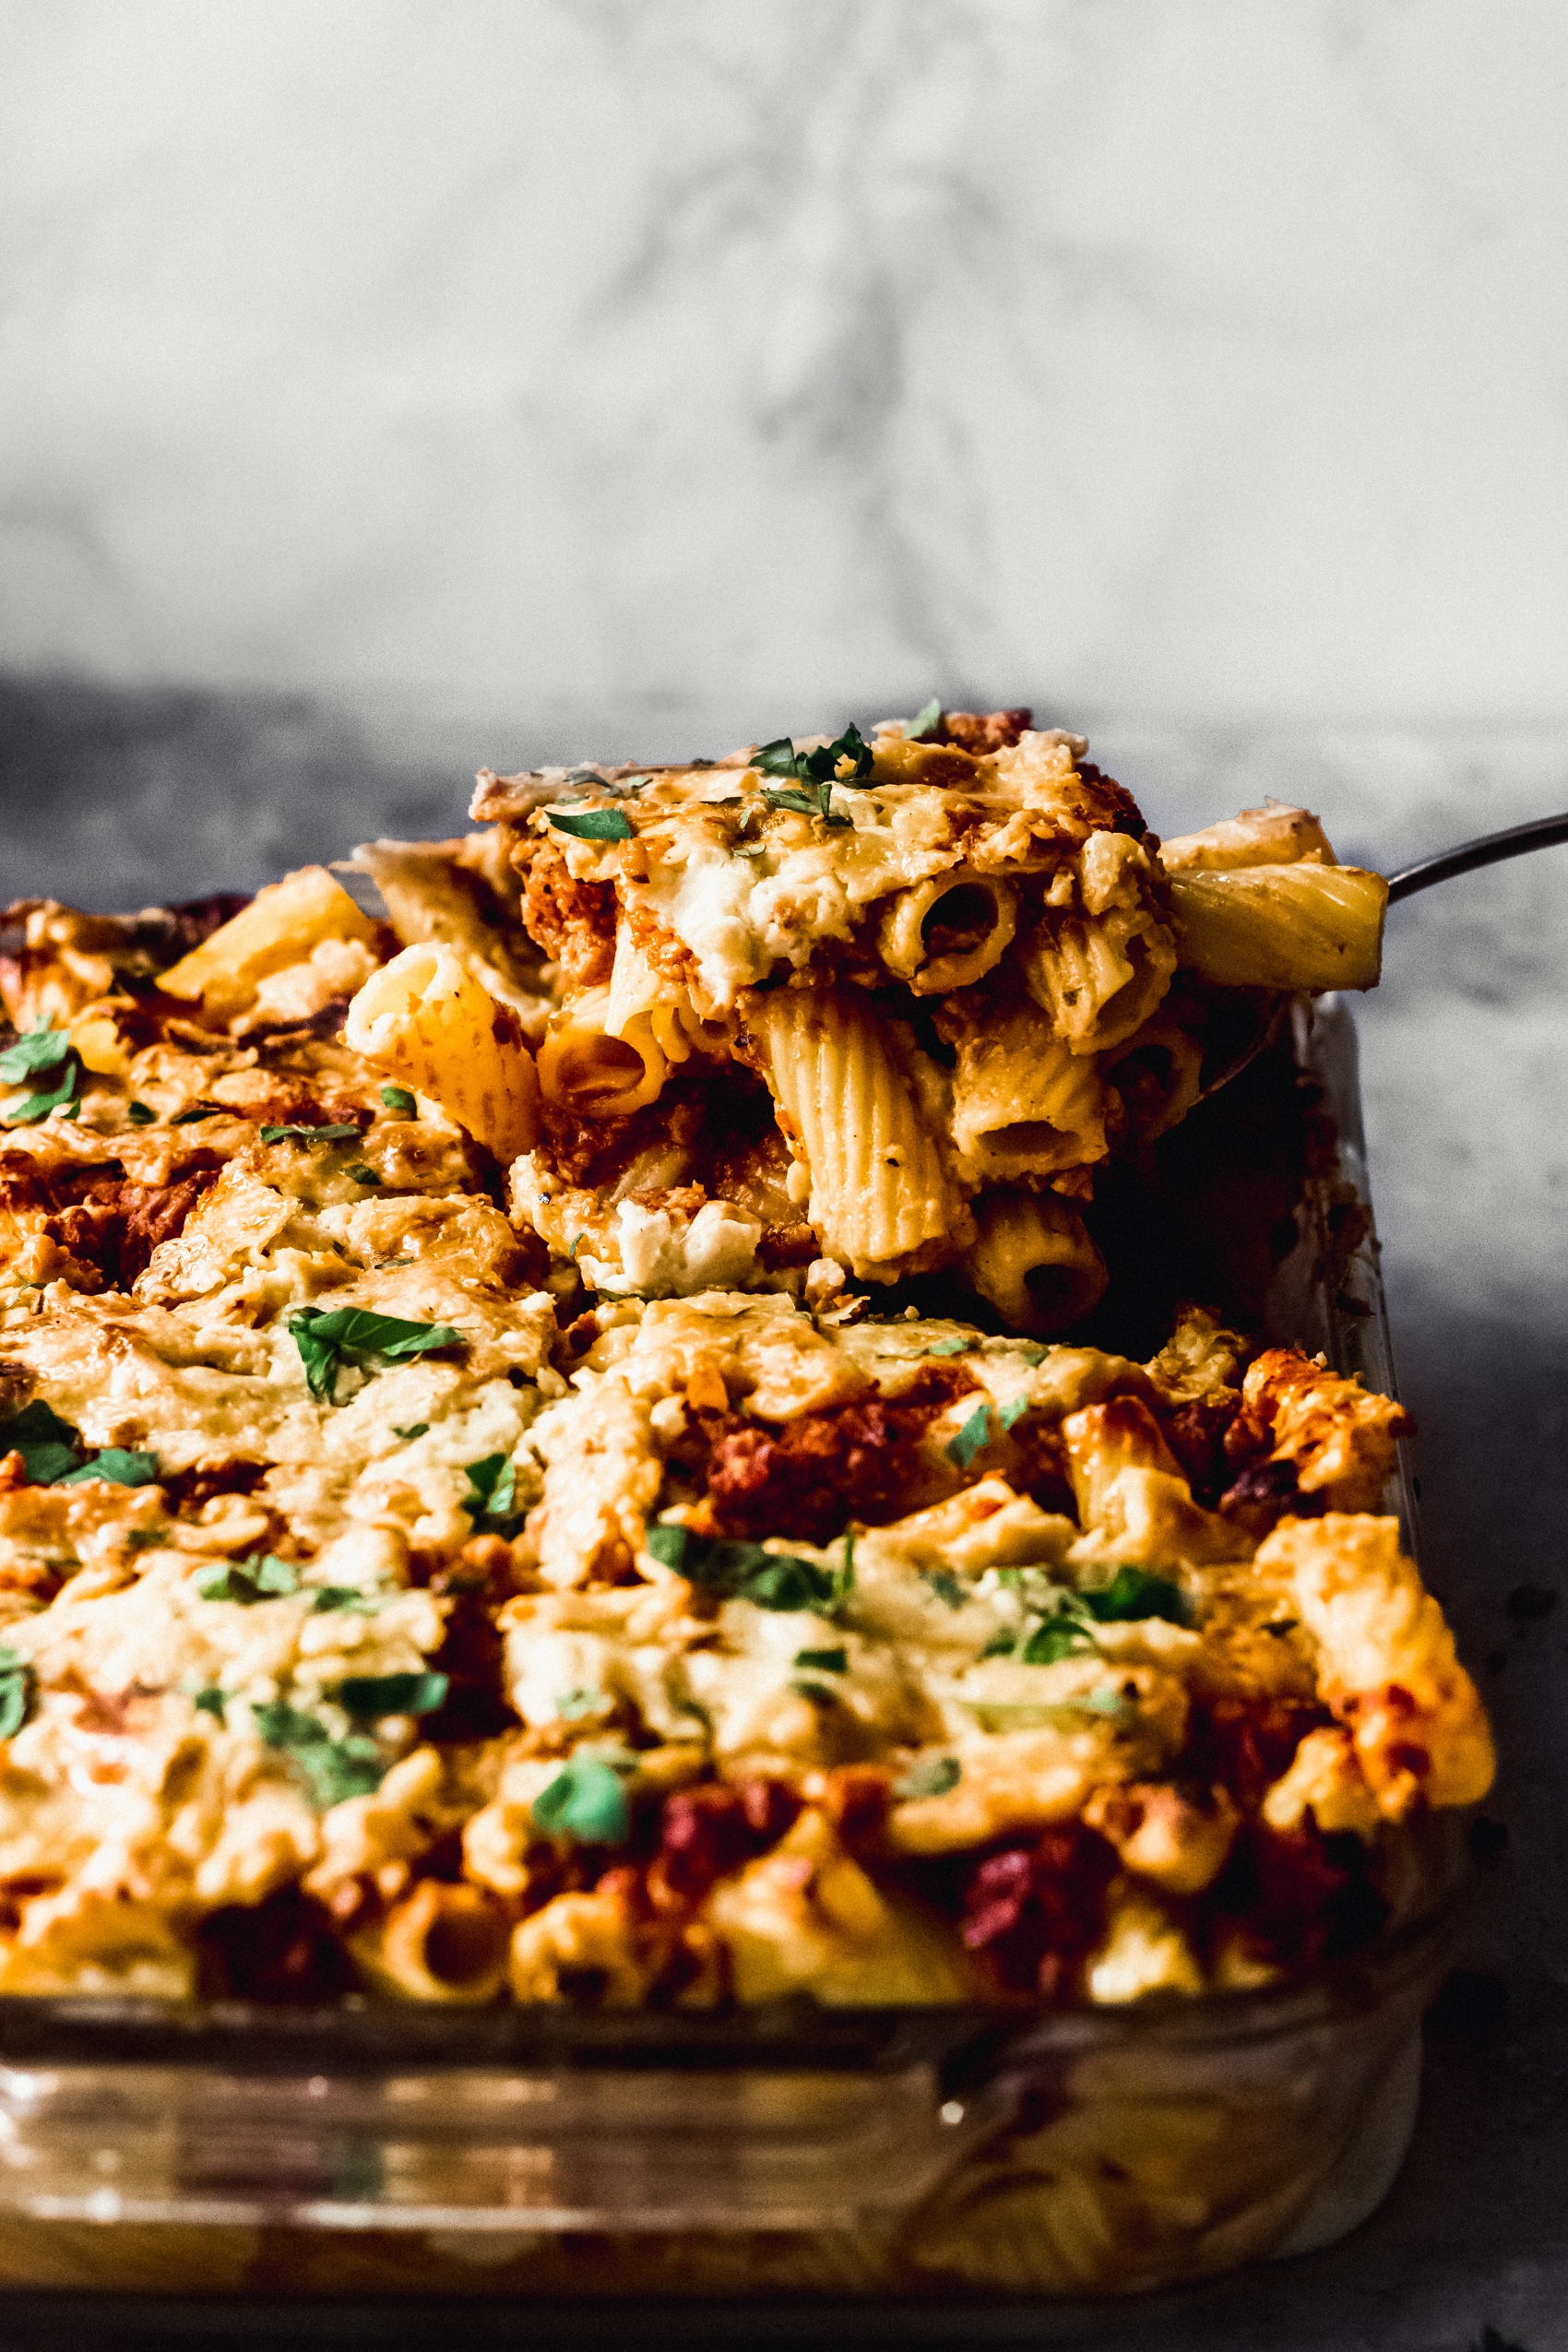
472,709,1387,1304
0,722,1483,2012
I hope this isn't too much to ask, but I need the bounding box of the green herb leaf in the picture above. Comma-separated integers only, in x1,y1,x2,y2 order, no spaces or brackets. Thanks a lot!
1020,1614,1094,1665
192,1686,226,1721
291,1308,464,1402
1016,1345,1049,1366
0,1027,72,1083
462,1452,520,1535
345,1164,381,1186
547,808,635,842
894,1754,960,1800
259,1123,361,1145
5,1059,80,1124
645,1523,839,1614
761,786,822,818
945,1403,993,1470
926,1335,974,1358
336,1669,449,1721
392,1422,429,1443
195,1553,300,1605
793,1645,849,1674
921,1567,968,1611
532,1755,632,1845
0,1399,84,1485
380,1086,417,1115
252,1700,387,1807
126,1099,157,1125
55,1447,160,1489
171,1104,221,1125
998,1395,1031,1431
310,1586,381,1614
0,1647,33,1740
907,698,943,742
1080,1565,1190,1627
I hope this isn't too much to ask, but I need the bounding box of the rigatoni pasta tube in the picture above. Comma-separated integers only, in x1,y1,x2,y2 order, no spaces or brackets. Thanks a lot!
965,1191,1107,1336
1102,1013,1205,1145
1168,863,1387,992
746,984,970,1279
538,982,666,1118
947,1002,1108,1182
877,867,1017,994
347,1878,512,2005
345,941,540,1162
160,865,381,1021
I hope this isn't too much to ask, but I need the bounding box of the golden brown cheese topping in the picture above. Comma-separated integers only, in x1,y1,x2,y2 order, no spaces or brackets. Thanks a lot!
0,726,1481,2012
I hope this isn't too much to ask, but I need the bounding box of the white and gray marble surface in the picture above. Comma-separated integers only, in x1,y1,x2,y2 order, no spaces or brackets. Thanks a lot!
5,2,1568,728
0,682,1564,2350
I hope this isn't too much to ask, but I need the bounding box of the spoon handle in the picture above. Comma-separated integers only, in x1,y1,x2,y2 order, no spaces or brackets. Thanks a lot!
1385,811,1568,902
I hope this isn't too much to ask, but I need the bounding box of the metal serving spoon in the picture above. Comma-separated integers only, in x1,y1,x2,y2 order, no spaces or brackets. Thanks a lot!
1196,808,1568,1099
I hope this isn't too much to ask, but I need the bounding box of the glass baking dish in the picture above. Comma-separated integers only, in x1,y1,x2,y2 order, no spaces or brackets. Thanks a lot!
0,997,1470,2300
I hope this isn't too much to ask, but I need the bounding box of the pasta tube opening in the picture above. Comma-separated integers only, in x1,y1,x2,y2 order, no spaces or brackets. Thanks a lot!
344,940,540,1162
965,1190,1108,1336
878,868,1017,995
539,984,667,1119
349,1879,513,2005
944,1001,1109,1182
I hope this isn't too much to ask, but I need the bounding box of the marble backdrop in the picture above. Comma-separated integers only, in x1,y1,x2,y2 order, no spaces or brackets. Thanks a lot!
4,0,1568,723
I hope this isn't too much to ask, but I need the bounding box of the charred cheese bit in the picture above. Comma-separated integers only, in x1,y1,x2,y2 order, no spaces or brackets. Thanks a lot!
1241,1349,1410,1512
1257,1513,1495,1817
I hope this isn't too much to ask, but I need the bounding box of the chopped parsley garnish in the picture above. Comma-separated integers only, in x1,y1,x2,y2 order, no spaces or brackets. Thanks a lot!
0,1402,159,1490
547,807,635,842
793,1645,849,1674
531,1755,632,1845
194,1553,300,1605
907,697,943,742
0,1400,88,1485
893,1754,960,1800
989,1565,1191,1667
335,1669,449,1721
126,1099,157,1124
3,1048,81,1125
0,1648,33,1740
462,1452,521,1536
926,1335,975,1357
290,1307,464,1403
251,1700,386,1808
647,1523,853,1615
754,725,875,829
921,1567,968,1610
391,1422,429,1443
998,1395,1030,1431
55,1446,160,1488
0,1026,73,1083
171,1104,222,1124
310,1586,382,1615
191,1687,226,1721
379,1086,417,1116
945,1403,994,1470
259,1122,362,1145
